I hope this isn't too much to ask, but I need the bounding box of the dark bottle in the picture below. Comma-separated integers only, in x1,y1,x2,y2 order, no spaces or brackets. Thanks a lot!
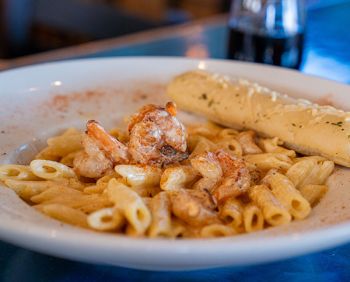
227,0,305,69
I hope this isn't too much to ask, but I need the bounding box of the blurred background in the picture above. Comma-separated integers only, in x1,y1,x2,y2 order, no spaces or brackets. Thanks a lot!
0,0,234,59
0,0,348,76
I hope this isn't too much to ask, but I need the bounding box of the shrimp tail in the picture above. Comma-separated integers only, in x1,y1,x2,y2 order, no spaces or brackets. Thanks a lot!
165,102,177,116
86,120,129,163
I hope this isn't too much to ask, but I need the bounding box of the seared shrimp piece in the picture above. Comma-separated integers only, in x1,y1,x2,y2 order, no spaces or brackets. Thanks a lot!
168,189,218,227
86,120,129,163
191,150,251,203
73,135,114,178
128,102,188,165
213,150,251,203
187,188,217,211
75,103,187,176
73,120,129,178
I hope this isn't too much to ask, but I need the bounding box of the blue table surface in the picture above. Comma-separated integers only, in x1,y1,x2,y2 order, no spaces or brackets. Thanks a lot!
77,0,350,84
2,1,350,282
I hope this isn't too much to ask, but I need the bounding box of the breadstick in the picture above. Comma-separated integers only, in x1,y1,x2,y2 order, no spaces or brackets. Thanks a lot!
167,70,350,167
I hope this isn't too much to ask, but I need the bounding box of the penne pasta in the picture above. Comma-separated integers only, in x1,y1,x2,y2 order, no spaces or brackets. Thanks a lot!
300,161,334,186
4,179,55,201
216,138,243,157
258,137,296,157
170,219,188,238
0,165,39,181
60,151,82,167
249,185,291,226
30,160,76,180
115,165,162,188
46,129,83,156
314,161,334,185
288,159,334,188
189,137,217,157
187,123,220,140
243,203,264,233
244,153,293,171
200,224,236,238
286,159,315,188
299,184,328,207
31,186,111,213
83,172,117,194
217,128,239,139
36,204,88,228
35,128,83,161
107,178,151,236
87,207,125,231
148,192,172,237
35,147,62,161
96,173,118,186
130,185,162,197
219,198,243,231
187,134,203,153
265,172,311,220
160,165,199,191
31,185,83,203
53,177,87,191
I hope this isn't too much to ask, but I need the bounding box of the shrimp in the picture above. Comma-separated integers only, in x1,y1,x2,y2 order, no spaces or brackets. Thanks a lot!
213,150,251,203
191,149,251,203
73,120,129,178
128,102,188,165
168,189,218,227
74,102,188,176
73,135,114,179
86,120,129,163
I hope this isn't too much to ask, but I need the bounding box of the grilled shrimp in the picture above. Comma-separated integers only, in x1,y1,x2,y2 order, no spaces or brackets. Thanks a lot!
191,149,251,203
73,135,114,178
73,121,129,178
74,102,188,177
213,149,251,203
86,120,129,163
128,102,188,165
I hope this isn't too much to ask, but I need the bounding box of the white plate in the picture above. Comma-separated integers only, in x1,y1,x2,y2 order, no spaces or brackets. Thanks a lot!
1,57,350,271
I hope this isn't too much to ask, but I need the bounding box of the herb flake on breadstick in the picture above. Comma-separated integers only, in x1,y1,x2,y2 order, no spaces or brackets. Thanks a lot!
167,70,350,167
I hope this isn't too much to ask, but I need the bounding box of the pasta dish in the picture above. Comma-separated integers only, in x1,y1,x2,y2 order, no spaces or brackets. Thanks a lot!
0,70,339,239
